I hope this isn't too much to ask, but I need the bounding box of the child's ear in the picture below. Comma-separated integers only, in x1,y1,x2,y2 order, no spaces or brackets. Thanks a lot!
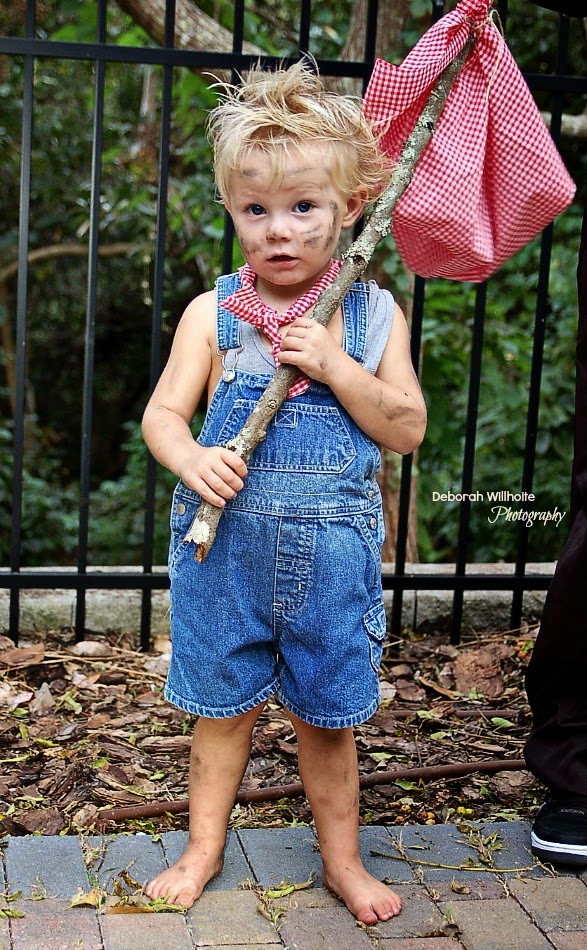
341,194,367,228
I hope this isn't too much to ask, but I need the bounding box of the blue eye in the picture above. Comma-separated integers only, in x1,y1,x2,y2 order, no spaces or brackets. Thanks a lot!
296,201,313,213
248,204,265,216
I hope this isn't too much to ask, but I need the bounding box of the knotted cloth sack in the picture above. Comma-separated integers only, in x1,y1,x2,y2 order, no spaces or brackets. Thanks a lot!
362,0,576,282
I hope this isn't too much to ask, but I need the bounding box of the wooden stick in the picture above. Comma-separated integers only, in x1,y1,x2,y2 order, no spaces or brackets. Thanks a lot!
186,36,474,562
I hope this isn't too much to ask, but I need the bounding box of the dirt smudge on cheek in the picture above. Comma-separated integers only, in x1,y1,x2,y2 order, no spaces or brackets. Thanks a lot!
303,226,323,248
236,235,262,259
323,201,340,250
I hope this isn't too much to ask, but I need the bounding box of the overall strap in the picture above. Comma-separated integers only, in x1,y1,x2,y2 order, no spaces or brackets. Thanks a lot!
342,282,370,364
215,273,242,351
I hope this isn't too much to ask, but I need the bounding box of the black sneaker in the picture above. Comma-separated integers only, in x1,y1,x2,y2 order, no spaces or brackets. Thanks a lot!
531,796,587,866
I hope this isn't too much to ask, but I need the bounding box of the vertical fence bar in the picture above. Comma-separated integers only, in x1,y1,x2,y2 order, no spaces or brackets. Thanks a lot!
451,283,487,643
298,0,312,55
221,0,246,277
8,0,36,645
221,210,236,276
232,0,245,54
363,0,379,64
510,12,568,629
75,0,107,639
140,0,176,650
221,210,236,275
431,0,446,26
498,0,508,33
354,0,379,245
510,227,555,629
390,275,426,641
387,0,444,641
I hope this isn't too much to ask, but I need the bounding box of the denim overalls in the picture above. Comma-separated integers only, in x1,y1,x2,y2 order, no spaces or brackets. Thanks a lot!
164,274,391,729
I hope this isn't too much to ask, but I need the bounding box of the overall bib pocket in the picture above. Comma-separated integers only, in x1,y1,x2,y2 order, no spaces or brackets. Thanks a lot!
216,398,357,473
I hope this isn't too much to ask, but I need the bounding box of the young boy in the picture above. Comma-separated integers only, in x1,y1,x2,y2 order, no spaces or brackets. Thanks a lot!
142,60,427,926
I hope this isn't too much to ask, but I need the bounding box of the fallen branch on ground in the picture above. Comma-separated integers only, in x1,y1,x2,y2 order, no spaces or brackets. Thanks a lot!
96,754,525,824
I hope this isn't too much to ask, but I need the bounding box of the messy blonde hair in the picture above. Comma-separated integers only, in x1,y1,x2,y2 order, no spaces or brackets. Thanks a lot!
207,59,391,204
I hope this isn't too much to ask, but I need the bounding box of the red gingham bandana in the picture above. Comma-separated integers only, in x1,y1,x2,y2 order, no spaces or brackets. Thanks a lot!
219,258,342,398
362,0,576,282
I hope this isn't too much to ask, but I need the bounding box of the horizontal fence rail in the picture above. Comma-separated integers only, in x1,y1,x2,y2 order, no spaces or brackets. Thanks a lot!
0,569,555,592
1,0,585,648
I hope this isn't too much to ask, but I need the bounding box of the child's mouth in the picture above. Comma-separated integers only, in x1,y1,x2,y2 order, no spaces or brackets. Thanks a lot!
268,254,297,263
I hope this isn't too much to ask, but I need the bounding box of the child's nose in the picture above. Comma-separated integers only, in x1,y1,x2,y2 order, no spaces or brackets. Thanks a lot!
266,213,291,241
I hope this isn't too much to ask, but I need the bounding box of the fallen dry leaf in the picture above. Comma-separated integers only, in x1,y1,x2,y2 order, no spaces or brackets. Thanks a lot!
30,682,56,717
68,641,113,658
3,689,34,711
451,879,472,894
395,679,427,703
0,645,44,668
142,655,171,677
486,770,539,803
70,887,106,909
71,803,101,828
453,646,504,699
379,681,397,702
16,806,67,835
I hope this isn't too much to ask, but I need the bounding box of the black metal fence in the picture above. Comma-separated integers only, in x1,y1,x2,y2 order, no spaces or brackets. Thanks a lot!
1,0,585,648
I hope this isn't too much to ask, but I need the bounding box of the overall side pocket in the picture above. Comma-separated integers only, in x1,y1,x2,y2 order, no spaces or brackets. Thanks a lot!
363,601,387,674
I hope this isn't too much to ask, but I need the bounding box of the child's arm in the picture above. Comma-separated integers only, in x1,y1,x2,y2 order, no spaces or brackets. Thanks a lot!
142,292,248,507
278,302,427,454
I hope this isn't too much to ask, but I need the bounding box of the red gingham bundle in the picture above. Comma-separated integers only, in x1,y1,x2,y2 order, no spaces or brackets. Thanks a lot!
362,0,576,282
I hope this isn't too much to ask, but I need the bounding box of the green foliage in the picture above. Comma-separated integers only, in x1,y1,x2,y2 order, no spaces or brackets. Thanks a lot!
0,425,79,564
88,421,180,565
414,205,581,563
0,420,191,566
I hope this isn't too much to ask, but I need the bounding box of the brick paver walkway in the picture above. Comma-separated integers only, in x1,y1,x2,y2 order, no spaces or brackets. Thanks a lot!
1,821,586,948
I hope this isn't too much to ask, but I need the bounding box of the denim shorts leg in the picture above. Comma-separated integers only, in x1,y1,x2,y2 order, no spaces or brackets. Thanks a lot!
274,509,387,729
164,486,280,718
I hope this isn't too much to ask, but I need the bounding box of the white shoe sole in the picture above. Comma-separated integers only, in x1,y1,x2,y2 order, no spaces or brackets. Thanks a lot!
531,830,587,859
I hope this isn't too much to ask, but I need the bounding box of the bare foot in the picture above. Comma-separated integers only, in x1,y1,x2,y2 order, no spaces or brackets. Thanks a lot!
323,862,402,925
145,841,223,908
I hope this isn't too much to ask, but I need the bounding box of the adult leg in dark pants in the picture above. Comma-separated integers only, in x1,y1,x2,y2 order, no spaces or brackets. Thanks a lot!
524,204,587,865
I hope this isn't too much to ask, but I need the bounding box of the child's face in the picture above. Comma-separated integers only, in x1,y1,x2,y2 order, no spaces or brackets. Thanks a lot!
225,144,364,297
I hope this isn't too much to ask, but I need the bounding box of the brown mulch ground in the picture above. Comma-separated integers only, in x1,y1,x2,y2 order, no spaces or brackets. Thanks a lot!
0,625,543,838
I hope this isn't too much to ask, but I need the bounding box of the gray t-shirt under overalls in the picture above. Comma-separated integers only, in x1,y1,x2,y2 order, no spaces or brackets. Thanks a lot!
165,275,394,729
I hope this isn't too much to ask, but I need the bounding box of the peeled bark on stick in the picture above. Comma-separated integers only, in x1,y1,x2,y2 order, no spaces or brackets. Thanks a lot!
185,36,475,562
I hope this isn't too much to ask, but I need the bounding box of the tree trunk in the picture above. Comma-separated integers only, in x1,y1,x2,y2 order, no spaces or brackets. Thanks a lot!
114,0,261,54
341,0,413,64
